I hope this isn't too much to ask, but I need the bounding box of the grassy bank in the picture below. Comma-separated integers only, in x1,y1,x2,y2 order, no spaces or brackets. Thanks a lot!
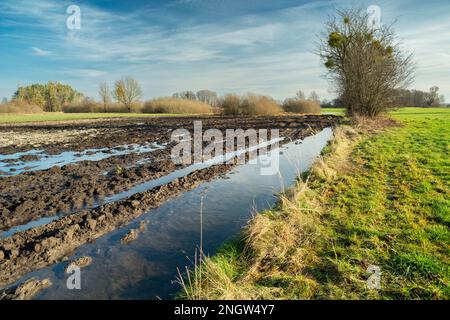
0,112,190,124
183,108,449,300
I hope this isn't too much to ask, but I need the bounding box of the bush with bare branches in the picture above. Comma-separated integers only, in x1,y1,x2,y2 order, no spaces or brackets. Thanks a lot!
283,99,321,114
318,8,414,117
220,94,281,116
143,98,212,114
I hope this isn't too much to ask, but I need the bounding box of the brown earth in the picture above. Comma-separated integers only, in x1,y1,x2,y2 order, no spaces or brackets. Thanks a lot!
0,115,340,291
0,115,339,232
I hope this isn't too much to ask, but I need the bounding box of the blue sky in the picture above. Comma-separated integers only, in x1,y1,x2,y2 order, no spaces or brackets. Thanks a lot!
0,0,449,102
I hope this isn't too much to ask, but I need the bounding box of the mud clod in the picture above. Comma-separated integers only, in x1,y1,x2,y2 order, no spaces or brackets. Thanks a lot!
121,229,139,244
65,256,93,272
0,278,52,300
120,220,150,244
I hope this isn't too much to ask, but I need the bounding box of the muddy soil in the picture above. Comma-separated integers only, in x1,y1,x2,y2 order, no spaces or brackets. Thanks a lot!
0,162,236,287
0,115,340,291
0,115,338,154
0,115,339,232
0,278,52,300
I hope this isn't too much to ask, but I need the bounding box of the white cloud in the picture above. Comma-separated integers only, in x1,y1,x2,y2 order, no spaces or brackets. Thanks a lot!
32,47,53,56
2,0,450,102
59,69,108,78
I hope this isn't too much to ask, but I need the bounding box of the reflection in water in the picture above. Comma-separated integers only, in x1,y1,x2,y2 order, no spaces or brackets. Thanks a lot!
6,128,333,300
0,143,165,176
1,136,282,239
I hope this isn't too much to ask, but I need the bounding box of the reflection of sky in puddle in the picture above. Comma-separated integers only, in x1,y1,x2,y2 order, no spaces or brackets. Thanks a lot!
0,143,165,176
3,128,333,300
0,136,284,238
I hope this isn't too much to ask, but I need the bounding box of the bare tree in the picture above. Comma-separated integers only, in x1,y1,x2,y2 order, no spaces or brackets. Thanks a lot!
182,91,196,100
309,91,320,102
98,82,110,112
295,90,305,100
425,86,441,107
113,77,143,112
196,90,218,106
318,8,414,117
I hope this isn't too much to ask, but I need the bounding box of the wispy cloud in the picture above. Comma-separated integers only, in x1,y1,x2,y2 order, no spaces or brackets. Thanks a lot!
32,47,53,56
1,0,449,102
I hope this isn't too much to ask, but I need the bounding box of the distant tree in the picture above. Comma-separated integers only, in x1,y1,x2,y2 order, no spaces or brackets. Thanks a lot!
318,8,414,117
2,97,8,104
309,91,320,102
425,86,441,107
13,82,82,111
295,90,305,100
196,90,218,106
113,77,143,112
181,91,196,100
45,82,60,112
98,82,111,112
392,88,448,107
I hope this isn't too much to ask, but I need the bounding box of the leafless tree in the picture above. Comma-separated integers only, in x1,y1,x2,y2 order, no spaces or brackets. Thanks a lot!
113,77,143,112
318,8,415,117
309,91,320,102
98,82,111,112
196,90,218,106
295,90,305,100
425,86,441,107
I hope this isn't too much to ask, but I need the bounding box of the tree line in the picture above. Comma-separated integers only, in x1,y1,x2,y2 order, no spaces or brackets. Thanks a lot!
394,87,445,108
13,82,83,112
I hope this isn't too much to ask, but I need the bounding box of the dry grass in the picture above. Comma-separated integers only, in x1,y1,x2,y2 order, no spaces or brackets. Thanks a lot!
62,98,101,113
220,94,282,116
309,126,360,182
282,99,321,114
0,102,43,114
143,98,212,114
62,99,142,113
351,114,401,134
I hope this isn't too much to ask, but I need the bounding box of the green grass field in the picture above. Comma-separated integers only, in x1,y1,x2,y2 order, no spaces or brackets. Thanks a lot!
0,112,188,124
183,107,449,300
1,107,447,124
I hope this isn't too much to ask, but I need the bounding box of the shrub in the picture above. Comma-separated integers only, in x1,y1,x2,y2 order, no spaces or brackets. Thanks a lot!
0,101,43,114
62,99,142,113
62,98,101,113
13,81,83,112
282,99,321,114
318,8,414,118
106,102,142,113
219,94,241,115
142,98,212,114
220,94,281,116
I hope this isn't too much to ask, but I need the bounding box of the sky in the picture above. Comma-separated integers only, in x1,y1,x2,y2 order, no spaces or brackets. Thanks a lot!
0,0,449,102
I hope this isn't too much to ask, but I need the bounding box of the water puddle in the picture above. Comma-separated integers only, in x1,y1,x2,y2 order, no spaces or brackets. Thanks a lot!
0,136,283,238
0,143,165,176
3,128,333,299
